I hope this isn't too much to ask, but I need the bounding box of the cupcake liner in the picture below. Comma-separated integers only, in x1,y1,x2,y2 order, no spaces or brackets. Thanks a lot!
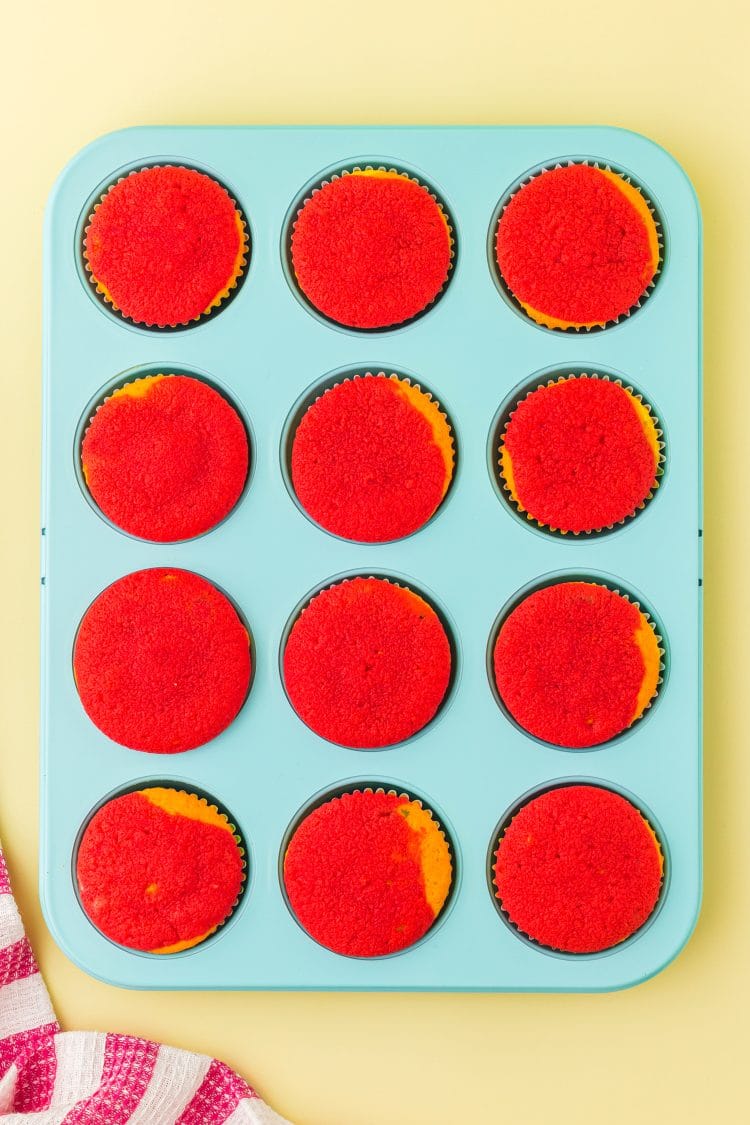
82,163,250,330
493,159,663,332
491,784,666,954
286,163,456,330
497,372,666,536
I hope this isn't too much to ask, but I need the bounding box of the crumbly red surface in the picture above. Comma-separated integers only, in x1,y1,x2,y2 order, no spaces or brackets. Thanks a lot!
291,174,452,328
283,577,451,747
77,791,244,951
493,582,648,748
284,790,437,956
84,166,245,326
496,165,656,325
73,569,251,753
291,377,448,541
503,378,657,532
82,376,249,542
494,785,662,953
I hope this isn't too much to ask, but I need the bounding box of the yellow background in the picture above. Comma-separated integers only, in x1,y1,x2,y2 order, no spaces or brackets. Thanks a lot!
0,2,744,1122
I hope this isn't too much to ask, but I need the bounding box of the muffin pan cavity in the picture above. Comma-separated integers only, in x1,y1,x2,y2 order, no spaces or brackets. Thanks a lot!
487,366,667,540
281,158,457,334
487,157,665,333
42,126,701,991
75,364,255,543
485,779,670,960
73,778,251,959
486,569,669,751
279,780,460,959
76,159,251,332
281,365,459,543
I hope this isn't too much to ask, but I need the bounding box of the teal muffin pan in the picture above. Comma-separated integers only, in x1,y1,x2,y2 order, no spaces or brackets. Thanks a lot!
41,126,702,991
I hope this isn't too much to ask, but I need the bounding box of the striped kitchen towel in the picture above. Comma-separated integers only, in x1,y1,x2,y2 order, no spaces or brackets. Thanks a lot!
0,846,290,1123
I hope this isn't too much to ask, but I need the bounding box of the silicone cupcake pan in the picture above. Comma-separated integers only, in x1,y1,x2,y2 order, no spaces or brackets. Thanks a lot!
41,126,702,991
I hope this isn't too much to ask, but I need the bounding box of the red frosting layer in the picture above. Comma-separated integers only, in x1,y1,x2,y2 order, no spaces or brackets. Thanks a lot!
77,791,244,952
494,785,662,953
291,376,450,542
496,164,656,325
84,166,246,326
73,569,251,753
284,790,437,957
291,173,452,328
502,377,658,533
82,375,249,542
493,581,651,748
283,576,451,747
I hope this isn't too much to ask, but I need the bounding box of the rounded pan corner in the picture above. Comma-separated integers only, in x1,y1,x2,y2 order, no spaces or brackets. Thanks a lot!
601,892,704,995
44,126,162,226
598,125,703,227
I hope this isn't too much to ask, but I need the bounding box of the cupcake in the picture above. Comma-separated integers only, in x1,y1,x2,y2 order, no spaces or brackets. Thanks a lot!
77,787,245,953
290,373,454,542
495,163,661,329
283,576,452,748
499,375,662,534
290,168,453,329
73,568,251,753
284,788,452,956
81,374,249,542
493,581,661,748
493,784,664,953
83,165,248,327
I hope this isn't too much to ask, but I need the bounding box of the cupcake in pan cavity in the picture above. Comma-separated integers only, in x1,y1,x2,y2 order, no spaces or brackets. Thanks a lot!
82,164,249,328
73,568,252,753
289,371,455,542
76,786,246,954
288,166,454,330
80,373,250,542
492,784,664,954
497,373,664,535
494,161,662,330
283,787,453,957
492,579,663,749
283,575,453,748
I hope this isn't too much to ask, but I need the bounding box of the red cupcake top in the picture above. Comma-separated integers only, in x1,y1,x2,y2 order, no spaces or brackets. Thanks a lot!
493,581,660,748
77,788,244,953
494,785,663,953
290,170,452,329
284,789,452,957
291,375,454,542
283,576,452,747
82,375,249,542
496,164,660,328
73,568,251,753
84,165,248,327
500,376,660,533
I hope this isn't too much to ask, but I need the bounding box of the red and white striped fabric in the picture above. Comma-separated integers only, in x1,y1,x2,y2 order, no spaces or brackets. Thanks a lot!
0,848,290,1123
